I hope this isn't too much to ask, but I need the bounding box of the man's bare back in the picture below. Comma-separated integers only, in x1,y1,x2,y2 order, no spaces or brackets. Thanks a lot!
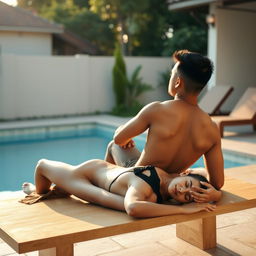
136,100,220,173
105,50,224,202
111,98,223,189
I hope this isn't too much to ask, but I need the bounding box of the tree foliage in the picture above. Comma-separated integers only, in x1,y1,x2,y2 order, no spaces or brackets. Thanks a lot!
17,0,208,56
163,9,208,56
89,0,171,56
17,0,89,12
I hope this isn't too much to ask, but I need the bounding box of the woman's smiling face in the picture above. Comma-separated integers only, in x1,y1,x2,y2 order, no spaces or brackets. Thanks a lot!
168,175,201,203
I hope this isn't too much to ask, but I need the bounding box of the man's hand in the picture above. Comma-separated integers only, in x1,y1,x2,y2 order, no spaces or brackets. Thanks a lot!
190,182,222,203
120,140,135,149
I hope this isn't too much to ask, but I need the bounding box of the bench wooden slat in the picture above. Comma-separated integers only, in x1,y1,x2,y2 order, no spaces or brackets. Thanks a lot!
0,175,256,255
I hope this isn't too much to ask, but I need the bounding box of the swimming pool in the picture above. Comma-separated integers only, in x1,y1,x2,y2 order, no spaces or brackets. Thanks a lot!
0,123,255,191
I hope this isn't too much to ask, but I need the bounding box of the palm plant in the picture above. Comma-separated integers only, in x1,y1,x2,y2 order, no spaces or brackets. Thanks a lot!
126,65,152,108
112,45,153,116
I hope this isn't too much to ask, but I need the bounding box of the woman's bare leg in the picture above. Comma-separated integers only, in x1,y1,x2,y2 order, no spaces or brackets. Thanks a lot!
32,158,125,211
22,159,73,195
34,159,75,194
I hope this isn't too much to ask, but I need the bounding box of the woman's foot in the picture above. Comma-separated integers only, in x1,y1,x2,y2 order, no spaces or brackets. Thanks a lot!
22,182,36,195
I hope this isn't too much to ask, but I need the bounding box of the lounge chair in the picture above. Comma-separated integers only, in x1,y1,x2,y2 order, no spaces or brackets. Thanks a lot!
211,87,256,137
199,85,234,115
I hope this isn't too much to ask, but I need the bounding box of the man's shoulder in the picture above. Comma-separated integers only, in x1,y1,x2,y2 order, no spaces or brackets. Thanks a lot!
143,101,168,112
147,100,177,110
201,116,221,142
139,101,174,121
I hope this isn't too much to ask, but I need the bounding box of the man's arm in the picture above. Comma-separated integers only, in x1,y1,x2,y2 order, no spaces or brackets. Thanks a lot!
114,102,160,147
204,140,224,190
191,127,224,203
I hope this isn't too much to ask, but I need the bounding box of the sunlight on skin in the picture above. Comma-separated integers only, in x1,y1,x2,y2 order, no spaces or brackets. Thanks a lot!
1,0,17,6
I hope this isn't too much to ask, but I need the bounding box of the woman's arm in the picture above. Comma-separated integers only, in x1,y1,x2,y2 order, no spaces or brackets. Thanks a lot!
124,186,216,218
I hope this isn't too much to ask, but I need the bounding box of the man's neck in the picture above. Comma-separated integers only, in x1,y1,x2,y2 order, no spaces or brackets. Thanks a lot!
174,93,198,106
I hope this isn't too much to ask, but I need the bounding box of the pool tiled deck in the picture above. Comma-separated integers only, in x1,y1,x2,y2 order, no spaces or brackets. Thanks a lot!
0,115,255,256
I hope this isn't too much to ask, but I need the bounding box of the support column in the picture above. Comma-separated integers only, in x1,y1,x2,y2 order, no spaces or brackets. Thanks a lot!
39,243,74,256
176,216,216,250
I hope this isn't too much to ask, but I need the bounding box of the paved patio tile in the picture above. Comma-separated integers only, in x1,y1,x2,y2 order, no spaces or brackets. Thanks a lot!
217,208,256,228
0,239,38,256
0,240,16,255
218,225,256,256
75,237,123,256
219,222,256,249
110,225,176,248
160,237,218,256
98,243,177,256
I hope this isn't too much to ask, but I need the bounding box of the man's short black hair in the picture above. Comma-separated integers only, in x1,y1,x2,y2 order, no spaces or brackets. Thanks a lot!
187,173,209,189
173,50,214,93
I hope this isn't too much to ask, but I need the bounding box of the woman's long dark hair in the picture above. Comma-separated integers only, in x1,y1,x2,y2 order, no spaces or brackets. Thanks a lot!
187,173,209,189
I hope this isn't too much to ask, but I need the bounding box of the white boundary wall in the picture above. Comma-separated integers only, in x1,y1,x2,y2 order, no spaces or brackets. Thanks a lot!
0,54,170,119
208,2,256,112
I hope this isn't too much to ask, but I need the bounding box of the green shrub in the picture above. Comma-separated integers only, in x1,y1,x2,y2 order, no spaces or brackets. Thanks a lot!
112,44,127,105
126,65,152,107
111,102,144,117
112,44,153,116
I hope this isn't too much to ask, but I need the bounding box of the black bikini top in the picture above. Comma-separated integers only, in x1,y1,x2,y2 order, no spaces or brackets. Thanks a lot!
108,165,163,204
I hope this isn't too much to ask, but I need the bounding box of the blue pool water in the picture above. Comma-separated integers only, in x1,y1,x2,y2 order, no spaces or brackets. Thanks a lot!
0,123,255,191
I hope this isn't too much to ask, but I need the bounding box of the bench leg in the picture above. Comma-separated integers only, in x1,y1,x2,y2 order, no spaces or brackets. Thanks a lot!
176,216,216,250
39,243,74,256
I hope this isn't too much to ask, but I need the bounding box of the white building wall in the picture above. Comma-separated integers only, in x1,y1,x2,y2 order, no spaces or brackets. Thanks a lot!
0,31,52,55
208,2,256,112
0,54,171,119
207,3,217,88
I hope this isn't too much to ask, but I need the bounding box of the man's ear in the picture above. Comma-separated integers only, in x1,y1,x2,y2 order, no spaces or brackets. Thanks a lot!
175,76,185,89
180,170,190,176
174,77,181,89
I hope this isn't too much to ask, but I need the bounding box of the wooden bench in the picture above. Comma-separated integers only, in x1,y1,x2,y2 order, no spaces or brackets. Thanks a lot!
1,175,256,256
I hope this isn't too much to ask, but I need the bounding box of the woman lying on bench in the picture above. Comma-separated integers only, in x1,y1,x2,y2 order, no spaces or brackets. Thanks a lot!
22,158,217,218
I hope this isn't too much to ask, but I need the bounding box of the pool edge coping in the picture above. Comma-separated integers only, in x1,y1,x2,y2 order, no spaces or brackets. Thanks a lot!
0,114,255,158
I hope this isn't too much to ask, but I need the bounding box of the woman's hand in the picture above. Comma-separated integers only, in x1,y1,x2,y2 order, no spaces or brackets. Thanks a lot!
181,202,216,214
190,182,222,203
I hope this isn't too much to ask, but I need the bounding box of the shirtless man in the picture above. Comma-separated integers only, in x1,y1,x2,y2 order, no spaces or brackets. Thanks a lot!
105,50,224,202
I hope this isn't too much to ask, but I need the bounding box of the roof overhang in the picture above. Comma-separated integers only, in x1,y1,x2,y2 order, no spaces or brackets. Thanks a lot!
168,0,256,10
0,26,64,34
168,0,217,11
